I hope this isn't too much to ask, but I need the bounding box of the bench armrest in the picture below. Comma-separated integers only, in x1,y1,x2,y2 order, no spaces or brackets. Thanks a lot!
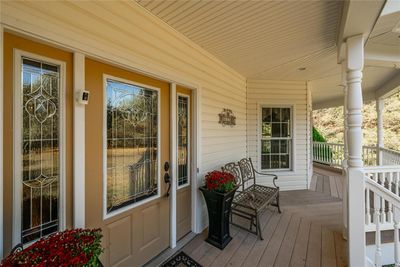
254,170,279,188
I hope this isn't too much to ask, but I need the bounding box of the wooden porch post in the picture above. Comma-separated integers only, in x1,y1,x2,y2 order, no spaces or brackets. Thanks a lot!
346,34,366,267
376,98,384,166
341,61,348,240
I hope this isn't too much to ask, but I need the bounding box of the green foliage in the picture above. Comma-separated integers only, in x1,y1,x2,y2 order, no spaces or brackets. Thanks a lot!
312,127,333,163
313,127,326,142
313,92,400,150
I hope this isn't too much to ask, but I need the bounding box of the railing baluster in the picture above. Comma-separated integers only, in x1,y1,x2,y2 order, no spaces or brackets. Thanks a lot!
366,187,371,224
374,193,382,267
389,172,394,223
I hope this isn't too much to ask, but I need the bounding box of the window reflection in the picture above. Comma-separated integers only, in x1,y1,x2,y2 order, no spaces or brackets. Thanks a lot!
106,79,159,213
21,58,60,243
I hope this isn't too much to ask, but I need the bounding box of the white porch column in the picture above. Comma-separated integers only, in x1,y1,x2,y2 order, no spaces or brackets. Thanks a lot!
341,61,348,240
73,53,86,228
376,98,384,165
346,34,366,267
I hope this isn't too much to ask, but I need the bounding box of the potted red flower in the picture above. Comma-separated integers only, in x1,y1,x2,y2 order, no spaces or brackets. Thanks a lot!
199,170,238,249
1,228,103,267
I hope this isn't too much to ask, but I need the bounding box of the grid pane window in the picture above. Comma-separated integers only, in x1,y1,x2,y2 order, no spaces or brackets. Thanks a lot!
177,96,189,187
261,107,292,170
21,57,61,244
106,78,159,214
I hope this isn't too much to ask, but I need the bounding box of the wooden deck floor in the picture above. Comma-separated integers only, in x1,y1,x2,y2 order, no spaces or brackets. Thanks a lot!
181,167,347,267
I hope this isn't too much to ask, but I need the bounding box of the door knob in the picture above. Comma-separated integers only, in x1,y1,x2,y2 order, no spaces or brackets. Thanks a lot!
164,162,171,197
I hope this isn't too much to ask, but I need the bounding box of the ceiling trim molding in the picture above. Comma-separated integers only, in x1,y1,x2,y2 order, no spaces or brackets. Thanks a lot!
337,0,386,63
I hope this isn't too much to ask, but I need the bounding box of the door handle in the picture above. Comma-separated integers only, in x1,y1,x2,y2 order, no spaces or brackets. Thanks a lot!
164,162,171,197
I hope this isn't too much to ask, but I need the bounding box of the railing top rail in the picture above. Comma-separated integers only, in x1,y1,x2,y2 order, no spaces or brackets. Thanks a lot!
380,147,400,154
363,165,400,172
365,178,400,209
362,145,378,150
312,141,344,146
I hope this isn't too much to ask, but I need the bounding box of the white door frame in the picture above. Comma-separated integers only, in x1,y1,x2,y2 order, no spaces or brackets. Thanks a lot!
170,83,200,248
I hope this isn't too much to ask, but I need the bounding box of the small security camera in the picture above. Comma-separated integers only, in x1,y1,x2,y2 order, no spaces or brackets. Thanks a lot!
76,90,90,105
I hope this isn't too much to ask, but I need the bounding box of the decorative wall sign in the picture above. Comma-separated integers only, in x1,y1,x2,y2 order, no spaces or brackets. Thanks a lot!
218,108,236,127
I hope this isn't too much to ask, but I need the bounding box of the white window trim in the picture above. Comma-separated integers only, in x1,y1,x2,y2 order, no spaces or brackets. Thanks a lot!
258,104,295,172
102,74,161,220
176,93,191,190
13,49,67,246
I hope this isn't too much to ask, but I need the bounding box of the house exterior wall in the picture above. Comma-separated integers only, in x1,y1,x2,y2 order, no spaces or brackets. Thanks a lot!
246,79,312,190
0,0,247,247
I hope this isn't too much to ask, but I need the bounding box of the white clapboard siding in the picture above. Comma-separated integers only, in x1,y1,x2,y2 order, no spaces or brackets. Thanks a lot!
1,1,247,232
247,79,310,190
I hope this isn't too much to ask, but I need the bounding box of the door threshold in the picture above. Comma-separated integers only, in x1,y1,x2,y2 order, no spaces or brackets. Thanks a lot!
143,232,197,267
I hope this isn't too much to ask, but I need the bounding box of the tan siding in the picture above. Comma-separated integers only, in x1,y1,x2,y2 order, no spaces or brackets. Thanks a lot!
247,79,309,190
2,1,247,233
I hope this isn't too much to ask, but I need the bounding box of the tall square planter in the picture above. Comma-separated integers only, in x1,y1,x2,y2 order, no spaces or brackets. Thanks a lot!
199,186,238,249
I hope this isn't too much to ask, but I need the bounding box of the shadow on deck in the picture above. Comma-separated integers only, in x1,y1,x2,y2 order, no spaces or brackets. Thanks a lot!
181,167,347,267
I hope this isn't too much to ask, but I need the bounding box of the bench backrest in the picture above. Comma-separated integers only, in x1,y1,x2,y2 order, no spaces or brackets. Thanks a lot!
222,162,242,186
238,158,257,187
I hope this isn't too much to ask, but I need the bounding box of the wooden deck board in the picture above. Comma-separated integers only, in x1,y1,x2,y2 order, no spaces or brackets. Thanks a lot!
178,167,347,267
241,213,282,266
225,211,272,266
329,176,339,198
289,218,311,267
321,227,337,267
257,212,292,266
306,223,322,267
273,215,301,267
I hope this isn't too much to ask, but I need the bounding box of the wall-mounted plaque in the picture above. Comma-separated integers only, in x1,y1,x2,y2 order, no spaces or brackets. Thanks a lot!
218,108,236,127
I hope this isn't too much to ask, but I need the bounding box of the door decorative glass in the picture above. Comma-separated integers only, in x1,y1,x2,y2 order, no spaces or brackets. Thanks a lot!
21,57,61,244
106,78,159,214
177,95,189,187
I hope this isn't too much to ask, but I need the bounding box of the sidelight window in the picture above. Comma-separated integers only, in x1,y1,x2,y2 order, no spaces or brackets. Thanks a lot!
15,55,64,244
177,95,190,188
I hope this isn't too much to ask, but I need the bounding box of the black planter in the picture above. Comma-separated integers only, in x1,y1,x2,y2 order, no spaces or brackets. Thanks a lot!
199,186,238,249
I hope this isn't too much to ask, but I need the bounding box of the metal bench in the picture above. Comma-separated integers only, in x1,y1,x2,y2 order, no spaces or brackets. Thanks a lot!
223,158,281,240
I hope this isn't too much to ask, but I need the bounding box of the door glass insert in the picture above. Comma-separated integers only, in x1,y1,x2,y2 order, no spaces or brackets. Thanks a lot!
106,78,159,214
177,95,189,187
21,57,61,244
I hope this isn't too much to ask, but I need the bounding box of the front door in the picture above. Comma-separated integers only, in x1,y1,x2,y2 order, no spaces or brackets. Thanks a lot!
176,86,192,240
85,58,170,266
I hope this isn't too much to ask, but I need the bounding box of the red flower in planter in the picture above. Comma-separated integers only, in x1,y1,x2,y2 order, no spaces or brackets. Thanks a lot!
1,229,102,267
205,171,236,193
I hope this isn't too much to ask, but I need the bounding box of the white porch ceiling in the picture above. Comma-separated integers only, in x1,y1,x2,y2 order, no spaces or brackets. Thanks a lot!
137,0,400,108
137,0,343,80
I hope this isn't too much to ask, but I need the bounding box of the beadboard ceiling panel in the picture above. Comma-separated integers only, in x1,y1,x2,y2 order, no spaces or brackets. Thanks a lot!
137,0,343,80
137,0,400,108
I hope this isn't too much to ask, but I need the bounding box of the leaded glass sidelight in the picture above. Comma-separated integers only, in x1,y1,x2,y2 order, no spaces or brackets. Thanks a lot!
20,57,61,244
106,78,159,214
260,107,292,170
177,95,189,187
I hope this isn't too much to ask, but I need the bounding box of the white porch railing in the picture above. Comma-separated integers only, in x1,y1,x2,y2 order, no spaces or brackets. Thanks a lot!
364,166,400,266
381,148,400,166
312,142,400,167
313,142,344,167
